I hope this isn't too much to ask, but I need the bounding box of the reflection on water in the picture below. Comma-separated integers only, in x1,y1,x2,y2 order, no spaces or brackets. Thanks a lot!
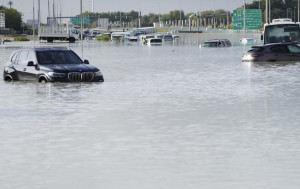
1,39,300,189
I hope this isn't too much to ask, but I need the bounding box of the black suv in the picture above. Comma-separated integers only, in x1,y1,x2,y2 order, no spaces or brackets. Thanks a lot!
3,48,104,82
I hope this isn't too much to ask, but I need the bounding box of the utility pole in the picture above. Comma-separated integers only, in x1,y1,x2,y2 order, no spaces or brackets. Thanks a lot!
38,0,40,28
298,0,299,22
265,0,268,23
227,11,229,29
120,11,122,28
197,11,199,32
80,0,83,58
33,0,35,39
244,0,246,35
269,0,272,23
92,0,94,12
214,10,216,29
53,0,55,30
139,11,141,28
294,7,296,22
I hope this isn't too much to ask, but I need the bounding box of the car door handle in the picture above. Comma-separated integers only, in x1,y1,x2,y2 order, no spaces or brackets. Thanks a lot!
23,68,26,71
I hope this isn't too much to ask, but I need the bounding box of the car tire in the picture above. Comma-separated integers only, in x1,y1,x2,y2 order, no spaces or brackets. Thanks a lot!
47,38,53,43
39,76,48,83
4,74,13,82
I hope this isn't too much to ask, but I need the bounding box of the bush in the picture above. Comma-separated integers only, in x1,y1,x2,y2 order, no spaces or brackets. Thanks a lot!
14,36,30,41
96,34,111,41
157,29,169,33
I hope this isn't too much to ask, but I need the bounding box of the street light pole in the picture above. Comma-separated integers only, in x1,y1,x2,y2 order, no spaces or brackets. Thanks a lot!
298,0,299,22
80,0,83,58
244,0,246,35
294,7,296,22
265,0,268,23
269,0,271,22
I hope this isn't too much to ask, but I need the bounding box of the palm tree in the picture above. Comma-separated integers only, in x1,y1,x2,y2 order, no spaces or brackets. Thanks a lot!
8,1,13,8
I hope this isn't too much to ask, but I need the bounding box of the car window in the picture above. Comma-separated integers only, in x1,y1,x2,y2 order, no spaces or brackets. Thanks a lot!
37,51,83,65
16,50,29,65
270,45,290,53
249,47,265,52
11,51,19,64
225,40,232,46
27,51,37,63
287,45,300,53
221,41,226,46
203,42,217,47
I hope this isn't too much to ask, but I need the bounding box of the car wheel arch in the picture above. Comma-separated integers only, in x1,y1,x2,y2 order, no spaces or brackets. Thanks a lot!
38,75,48,83
4,74,13,81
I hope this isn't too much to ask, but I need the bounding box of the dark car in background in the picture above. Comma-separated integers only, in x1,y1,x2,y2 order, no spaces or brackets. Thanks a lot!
3,48,104,82
242,43,300,62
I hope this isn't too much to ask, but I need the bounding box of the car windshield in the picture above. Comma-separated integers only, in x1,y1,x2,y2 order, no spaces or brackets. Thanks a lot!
202,42,218,47
37,51,83,65
264,24,300,43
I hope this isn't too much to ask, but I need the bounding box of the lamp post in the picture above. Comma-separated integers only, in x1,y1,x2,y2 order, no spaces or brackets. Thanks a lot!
265,0,268,23
244,0,246,35
294,7,296,22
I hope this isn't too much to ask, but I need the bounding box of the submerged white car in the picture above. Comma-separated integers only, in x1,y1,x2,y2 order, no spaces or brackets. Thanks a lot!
200,39,232,47
242,43,300,62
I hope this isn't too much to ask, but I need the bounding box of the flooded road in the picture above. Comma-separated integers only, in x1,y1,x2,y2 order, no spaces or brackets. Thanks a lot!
1,40,300,189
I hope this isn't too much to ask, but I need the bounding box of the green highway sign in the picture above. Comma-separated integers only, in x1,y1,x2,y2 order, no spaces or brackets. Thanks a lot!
70,17,90,24
233,9,262,30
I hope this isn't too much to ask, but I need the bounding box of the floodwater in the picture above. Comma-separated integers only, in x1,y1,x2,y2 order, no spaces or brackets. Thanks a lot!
0,38,300,189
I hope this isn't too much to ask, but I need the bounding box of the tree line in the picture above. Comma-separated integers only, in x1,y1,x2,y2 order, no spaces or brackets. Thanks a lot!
2,0,300,33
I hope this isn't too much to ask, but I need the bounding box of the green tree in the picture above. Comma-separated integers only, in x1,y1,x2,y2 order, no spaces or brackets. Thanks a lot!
4,8,22,31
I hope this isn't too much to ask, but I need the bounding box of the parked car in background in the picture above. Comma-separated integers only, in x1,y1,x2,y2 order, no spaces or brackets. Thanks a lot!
242,42,300,62
200,39,232,47
3,48,104,82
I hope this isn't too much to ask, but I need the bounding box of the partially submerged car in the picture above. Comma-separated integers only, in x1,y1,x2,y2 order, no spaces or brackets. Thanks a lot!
200,39,232,47
3,47,104,82
242,42,300,62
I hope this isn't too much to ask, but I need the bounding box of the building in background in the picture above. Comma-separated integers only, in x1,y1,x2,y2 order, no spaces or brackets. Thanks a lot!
0,11,10,34
98,18,109,29
27,19,39,30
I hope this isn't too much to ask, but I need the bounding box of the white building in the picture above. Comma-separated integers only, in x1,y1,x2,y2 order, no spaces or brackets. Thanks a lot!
98,18,109,29
0,12,5,28
27,19,39,29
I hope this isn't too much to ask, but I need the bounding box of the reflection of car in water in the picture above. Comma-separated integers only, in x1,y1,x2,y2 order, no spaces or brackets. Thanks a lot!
3,48,104,82
242,43,300,62
240,38,256,44
200,39,232,47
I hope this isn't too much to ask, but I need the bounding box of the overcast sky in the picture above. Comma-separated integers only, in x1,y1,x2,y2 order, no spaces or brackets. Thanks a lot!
1,0,255,22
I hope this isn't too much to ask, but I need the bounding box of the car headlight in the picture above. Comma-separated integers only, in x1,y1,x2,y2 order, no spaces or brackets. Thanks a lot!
94,71,103,77
48,72,66,78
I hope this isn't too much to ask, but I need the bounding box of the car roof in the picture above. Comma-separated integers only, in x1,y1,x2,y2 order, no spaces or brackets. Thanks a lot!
253,42,298,48
204,39,230,42
16,47,70,52
34,47,69,52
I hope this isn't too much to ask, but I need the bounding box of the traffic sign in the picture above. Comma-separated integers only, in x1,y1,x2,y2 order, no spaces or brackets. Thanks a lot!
233,9,262,30
70,17,91,24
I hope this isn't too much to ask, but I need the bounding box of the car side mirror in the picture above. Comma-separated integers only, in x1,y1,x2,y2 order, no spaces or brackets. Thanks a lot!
83,59,89,64
27,61,35,66
261,34,263,41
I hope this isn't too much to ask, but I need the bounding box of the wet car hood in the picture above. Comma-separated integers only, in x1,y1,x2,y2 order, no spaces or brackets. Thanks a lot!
40,64,100,73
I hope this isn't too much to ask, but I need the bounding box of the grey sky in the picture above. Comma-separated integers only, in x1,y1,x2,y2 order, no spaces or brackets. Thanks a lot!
2,0,255,22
